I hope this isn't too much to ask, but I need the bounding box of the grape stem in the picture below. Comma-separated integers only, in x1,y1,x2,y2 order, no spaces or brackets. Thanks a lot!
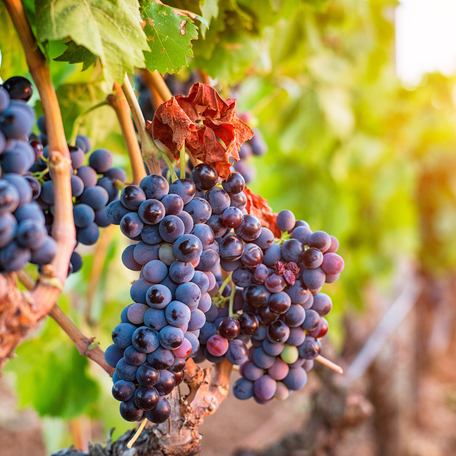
315,355,344,375
126,418,148,449
162,153,179,182
2,0,76,366
180,145,186,179
217,272,232,296
107,83,147,184
69,100,109,145
228,283,236,318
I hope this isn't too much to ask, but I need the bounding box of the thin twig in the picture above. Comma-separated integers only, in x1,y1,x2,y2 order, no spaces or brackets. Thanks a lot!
139,69,164,109
315,355,344,375
108,83,147,184
127,419,148,449
197,69,210,84
122,75,146,133
16,270,35,291
49,305,114,375
17,270,113,375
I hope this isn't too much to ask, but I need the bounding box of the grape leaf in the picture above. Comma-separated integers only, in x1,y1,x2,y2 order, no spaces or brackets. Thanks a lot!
54,42,98,71
141,1,198,73
199,0,219,37
35,0,148,85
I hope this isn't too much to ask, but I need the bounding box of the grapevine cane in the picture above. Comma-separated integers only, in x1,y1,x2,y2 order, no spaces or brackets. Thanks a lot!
1,0,75,366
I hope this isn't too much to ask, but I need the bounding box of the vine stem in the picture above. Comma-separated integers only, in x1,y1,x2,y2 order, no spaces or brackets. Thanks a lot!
122,75,146,133
179,145,186,179
228,284,236,318
108,82,147,185
2,0,75,365
147,70,173,101
121,75,161,174
4,0,75,286
49,305,114,375
139,69,165,109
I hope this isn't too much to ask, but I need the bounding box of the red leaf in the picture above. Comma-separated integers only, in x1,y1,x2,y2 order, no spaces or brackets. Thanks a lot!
149,83,253,178
244,187,279,236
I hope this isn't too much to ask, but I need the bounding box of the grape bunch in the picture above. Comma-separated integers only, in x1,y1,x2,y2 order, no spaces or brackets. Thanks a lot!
106,154,344,422
104,171,221,423
30,121,126,273
0,76,58,272
170,165,343,404
227,212,343,403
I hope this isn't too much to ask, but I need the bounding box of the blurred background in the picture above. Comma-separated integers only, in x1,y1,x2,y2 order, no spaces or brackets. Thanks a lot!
1,0,456,455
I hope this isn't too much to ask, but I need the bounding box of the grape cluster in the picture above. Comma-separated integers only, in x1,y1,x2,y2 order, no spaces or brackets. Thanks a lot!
30,121,126,273
104,171,220,423
228,212,343,403
175,165,343,404
106,156,344,422
0,77,57,272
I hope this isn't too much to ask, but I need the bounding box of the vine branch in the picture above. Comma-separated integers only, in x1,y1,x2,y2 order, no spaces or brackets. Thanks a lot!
1,0,75,367
50,305,114,375
141,70,172,102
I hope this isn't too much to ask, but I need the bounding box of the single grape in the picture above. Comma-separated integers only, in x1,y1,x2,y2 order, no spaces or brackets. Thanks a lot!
233,378,254,400
112,380,136,401
134,387,159,410
119,399,143,422
112,323,136,348
89,149,113,173
140,174,169,200
159,326,184,350
253,375,276,402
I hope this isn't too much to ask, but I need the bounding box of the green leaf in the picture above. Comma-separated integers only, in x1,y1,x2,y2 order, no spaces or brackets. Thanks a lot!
35,0,148,85
141,1,198,73
6,309,100,419
54,42,98,71
199,0,219,36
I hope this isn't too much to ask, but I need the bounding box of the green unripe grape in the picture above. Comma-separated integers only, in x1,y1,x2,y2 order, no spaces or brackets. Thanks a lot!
280,345,298,364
